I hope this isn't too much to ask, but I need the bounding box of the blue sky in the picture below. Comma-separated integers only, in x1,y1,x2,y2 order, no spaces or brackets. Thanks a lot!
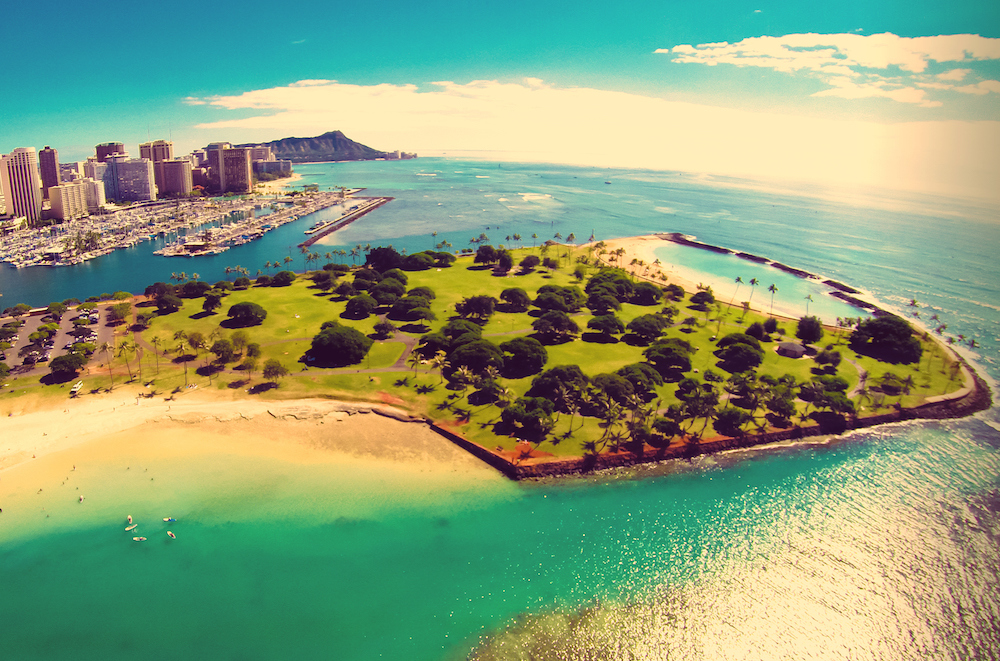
3,0,998,200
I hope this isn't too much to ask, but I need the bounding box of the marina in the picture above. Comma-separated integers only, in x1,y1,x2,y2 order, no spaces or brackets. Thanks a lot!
0,190,353,267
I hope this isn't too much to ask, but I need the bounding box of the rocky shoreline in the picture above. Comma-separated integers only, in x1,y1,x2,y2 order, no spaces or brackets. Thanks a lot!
428,354,992,481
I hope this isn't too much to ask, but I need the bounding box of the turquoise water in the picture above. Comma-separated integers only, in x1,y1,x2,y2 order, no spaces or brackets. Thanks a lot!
2,160,999,659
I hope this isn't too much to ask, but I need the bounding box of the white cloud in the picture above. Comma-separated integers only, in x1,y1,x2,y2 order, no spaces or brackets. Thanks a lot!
938,68,971,81
953,80,1000,95
659,32,1000,106
187,78,1000,202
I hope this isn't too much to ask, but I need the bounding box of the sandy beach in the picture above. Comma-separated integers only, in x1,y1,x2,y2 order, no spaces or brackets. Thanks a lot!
257,171,304,195
595,234,855,322
0,385,496,542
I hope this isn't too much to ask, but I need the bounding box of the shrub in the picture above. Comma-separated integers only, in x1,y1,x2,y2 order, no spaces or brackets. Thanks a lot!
519,255,541,271
157,294,183,314
227,301,267,326
381,268,408,285
402,252,435,271
796,315,824,344
345,294,377,318
272,270,296,287
746,322,766,340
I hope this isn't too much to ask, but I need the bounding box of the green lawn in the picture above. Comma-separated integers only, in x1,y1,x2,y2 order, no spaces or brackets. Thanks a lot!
4,245,970,459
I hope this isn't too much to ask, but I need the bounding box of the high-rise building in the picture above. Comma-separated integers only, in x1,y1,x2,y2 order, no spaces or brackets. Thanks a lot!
204,142,231,192
253,160,293,177
83,157,107,182
161,159,193,197
220,147,253,194
139,139,174,192
95,142,125,162
49,181,89,220
60,162,83,182
190,149,208,167
81,177,106,211
0,148,43,225
103,155,156,202
248,146,273,162
38,146,61,199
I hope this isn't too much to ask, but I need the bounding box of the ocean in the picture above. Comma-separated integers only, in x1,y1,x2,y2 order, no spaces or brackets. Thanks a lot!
1,159,998,660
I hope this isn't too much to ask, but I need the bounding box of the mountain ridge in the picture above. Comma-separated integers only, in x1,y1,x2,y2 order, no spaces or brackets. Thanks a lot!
239,130,408,163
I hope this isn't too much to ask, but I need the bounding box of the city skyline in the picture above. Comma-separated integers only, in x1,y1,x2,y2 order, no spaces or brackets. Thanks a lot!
2,0,998,201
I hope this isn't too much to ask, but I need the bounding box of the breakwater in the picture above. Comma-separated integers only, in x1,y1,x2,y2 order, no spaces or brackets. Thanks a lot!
659,232,881,314
299,196,393,248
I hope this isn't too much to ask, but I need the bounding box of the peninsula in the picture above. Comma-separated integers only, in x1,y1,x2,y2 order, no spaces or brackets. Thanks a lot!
0,237,989,482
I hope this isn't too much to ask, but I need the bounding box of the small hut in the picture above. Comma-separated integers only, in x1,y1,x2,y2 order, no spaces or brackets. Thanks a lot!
776,342,807,358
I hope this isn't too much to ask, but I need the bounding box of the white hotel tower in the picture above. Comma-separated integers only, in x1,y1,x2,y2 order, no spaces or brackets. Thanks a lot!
0,147,43,225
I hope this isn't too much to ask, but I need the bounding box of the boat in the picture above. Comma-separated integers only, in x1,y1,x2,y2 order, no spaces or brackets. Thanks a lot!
166,531,176,539
163,517,176,522
125,524,137,531
132,537,147,542
127,515,132,524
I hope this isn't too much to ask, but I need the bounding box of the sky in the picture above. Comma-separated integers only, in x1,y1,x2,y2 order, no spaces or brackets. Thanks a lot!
3,0,999,202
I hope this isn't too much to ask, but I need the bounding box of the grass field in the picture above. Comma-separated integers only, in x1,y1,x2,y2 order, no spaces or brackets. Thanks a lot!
1,244,967,457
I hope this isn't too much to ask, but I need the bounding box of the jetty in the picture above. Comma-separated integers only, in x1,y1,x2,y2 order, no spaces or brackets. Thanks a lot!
299,196,393,248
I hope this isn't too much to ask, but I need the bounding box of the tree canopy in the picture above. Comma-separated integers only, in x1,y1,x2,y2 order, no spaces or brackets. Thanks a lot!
499,336,548,378
850,315,922,364
796,315,824,344
227,301,267,327
307,322,373,366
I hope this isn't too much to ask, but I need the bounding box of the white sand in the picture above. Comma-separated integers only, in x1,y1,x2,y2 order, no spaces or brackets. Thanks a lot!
257,172,304,195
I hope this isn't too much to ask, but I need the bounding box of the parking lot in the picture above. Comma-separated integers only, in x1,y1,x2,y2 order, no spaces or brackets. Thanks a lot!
1,306,117,378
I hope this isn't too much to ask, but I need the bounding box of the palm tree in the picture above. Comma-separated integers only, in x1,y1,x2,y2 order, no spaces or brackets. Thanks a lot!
805,294,813,316
531,233,538,248
117,339,135,381
150,336,162,374
453,366,474,392
406,350,423,375
767,284,778,316
100,341,114,390
428,350,449,384
746,278,759,309
727,277,743,312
